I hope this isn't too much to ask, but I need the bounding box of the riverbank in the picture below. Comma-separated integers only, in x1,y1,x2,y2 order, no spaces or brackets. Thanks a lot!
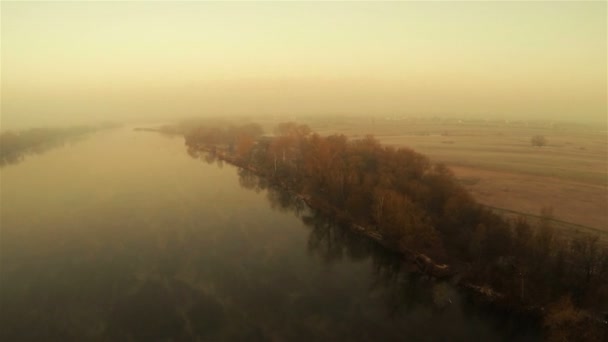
201,143,608,339
192,146,525,305
179,121,607,341
0,123,121,167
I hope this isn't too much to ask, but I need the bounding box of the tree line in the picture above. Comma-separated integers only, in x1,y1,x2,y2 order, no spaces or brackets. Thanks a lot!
234,167,541,339
0,123,119,166
183,121,607,341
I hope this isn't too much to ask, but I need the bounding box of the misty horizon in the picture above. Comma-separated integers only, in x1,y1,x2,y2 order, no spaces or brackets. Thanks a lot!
2,1,606,130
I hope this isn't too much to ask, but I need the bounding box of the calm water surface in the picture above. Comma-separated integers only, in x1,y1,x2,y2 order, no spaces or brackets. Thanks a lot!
0,127,539,341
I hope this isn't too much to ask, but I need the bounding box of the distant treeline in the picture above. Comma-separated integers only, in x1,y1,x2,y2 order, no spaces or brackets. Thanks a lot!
0,123,119,166
182,121,607,341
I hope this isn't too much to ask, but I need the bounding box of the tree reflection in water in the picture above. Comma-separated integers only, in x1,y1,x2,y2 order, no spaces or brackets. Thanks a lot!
0,134,89,167
234,166,539,341
238,167,456,316
0,147,539,341
0,125,117,167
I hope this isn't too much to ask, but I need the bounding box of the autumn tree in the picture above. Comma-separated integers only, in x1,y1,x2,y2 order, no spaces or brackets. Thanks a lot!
372,188,440,255
184,120,608,331
234,134,256,163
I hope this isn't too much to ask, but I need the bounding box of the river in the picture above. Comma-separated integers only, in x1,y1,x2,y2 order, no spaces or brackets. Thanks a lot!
0,126,539,341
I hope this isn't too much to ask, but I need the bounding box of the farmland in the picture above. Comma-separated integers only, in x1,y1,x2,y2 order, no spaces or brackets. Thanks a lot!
257,116,607,233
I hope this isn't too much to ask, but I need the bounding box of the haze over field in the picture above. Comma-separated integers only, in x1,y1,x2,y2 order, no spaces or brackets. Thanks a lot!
2,1,606,129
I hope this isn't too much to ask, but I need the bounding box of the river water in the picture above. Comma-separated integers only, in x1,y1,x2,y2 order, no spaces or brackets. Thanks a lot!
0,126,539,341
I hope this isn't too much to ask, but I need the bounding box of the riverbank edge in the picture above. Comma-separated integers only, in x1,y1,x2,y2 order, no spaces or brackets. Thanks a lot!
191,145,550,320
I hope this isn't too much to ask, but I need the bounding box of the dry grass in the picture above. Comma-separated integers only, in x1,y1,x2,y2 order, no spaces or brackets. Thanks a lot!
286,117,607,233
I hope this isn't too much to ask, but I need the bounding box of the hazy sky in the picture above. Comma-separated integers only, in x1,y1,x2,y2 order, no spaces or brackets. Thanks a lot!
1,1,606,129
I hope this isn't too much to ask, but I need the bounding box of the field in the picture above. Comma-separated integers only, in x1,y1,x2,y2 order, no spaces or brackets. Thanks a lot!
258,116,607,236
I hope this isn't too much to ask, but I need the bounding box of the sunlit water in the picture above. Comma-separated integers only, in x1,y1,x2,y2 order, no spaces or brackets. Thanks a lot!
0,127,539,341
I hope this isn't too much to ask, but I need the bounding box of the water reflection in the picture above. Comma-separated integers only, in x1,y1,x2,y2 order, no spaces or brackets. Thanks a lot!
0,134,90,167
236,168,444,311
232,167,540,340
107,279,225,340
0,134,539,341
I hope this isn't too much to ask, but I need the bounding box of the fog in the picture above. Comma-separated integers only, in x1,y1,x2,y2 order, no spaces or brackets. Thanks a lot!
2,1,606,130
2,2,608,340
